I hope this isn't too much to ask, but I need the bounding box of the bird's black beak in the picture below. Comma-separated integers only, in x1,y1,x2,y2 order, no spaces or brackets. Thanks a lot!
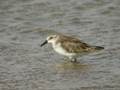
40,40,48,47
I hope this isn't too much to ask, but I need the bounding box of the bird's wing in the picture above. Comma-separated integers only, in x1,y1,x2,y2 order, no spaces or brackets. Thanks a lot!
59,36,90,53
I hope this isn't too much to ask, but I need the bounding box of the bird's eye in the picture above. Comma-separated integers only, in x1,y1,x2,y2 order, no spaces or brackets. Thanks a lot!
49,37,53,40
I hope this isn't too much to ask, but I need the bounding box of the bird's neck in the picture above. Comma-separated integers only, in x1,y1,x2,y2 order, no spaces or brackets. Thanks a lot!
52,41,60,48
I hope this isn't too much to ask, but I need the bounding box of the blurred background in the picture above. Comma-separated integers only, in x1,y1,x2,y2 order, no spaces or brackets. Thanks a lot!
0,0,120,90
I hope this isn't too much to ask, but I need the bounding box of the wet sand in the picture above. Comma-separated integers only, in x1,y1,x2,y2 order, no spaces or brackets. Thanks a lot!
0,0,120,90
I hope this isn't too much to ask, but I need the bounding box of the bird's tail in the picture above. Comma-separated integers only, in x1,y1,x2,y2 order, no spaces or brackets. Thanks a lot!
88,46,104,52
93,46,104,50
92,46,104,51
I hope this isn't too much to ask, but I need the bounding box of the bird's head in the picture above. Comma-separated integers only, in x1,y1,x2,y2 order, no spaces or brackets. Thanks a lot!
40,35,58,47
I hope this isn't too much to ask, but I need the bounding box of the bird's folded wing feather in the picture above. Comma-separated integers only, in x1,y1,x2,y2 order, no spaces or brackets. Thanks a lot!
60,36,90,53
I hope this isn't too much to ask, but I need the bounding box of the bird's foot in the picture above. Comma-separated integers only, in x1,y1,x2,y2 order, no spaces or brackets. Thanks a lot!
63,57,69,61
70,58,77,63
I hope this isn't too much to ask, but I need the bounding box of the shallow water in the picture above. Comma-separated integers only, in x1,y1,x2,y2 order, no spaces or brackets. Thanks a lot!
0,0,120,90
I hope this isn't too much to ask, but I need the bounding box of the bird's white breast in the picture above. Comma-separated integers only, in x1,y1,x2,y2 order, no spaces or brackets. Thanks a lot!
52,43,75,57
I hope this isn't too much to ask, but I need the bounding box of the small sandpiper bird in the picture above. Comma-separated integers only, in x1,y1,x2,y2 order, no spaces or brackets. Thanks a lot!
41,34,104,62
